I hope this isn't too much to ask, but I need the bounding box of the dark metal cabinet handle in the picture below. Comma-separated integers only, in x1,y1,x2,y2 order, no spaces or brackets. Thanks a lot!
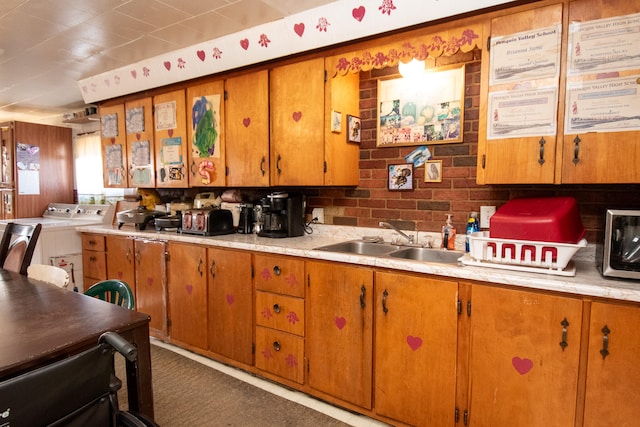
382,289,389,314
538,137,546,165
260,156,266,176
360,285,366,309
273,341,281,351
573,136,581,165
273,265,281,276
273,303,281,314
560,318,569,351
209,259,216,279
197,258,203,277
600,325,610,359
276,155,282,175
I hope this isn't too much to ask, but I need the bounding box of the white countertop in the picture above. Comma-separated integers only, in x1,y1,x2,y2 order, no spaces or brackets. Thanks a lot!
77,223,640,304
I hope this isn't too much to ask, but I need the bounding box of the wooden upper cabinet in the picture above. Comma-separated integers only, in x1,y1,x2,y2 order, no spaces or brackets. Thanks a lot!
270,58,325,186
225,70,270,187
154,89,188,188
477,3,563,184
100,104,128,188
186,80,226,187
560,0,640,183
125,97,155,188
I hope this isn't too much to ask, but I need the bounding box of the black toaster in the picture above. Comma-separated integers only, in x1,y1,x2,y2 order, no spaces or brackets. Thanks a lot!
180,208,235,236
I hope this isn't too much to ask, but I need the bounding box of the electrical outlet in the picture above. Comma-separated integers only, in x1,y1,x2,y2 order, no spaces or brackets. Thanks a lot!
480,206,496,229
312,208,325,224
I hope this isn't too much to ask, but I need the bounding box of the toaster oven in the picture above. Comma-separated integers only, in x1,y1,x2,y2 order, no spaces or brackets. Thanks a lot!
598,209,640,280
180,208,235,236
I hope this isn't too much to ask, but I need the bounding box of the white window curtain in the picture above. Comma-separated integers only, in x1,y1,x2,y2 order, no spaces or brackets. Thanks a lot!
73,133,104,202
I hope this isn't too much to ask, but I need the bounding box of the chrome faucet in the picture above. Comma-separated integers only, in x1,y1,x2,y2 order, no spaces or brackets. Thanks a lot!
379,221,415,245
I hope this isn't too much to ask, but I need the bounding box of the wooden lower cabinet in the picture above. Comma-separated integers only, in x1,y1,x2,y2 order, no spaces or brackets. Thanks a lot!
167,242,208,349
134,239,168,337
81,233,106,287
583,301,640,426
374,271,459,426
106,235,135,305
306,261,373,409
466,284,583,427
207,247,253,365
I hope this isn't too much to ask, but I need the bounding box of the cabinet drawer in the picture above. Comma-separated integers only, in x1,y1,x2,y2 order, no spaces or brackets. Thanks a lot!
256,291,304,336
82,233,106,252
83,251,106,280
255,326,304,384
254,254,304,297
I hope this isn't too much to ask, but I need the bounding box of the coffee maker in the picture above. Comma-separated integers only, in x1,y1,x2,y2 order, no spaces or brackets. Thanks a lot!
258,192,305,238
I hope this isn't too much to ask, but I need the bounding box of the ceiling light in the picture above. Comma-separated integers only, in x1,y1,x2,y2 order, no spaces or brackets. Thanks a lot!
398,58,425,79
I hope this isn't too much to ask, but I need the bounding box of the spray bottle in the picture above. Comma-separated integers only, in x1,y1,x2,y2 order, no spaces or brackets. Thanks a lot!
465,212,479,252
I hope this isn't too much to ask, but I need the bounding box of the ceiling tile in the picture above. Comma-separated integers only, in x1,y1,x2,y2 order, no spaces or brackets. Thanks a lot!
103,35,180,64
216,0,284,27
156,0,231,17
115,0,191,28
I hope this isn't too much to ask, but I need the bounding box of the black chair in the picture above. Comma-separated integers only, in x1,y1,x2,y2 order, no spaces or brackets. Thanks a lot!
0,331,158,427
0,222,42,275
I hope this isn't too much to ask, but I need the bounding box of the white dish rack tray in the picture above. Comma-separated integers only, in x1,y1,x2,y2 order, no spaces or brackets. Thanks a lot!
462,231,588,276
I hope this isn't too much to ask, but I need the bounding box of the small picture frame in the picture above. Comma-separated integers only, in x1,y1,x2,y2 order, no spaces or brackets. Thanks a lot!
388,163,413,191
424,160,442,183
331,110,342,133
347,115,361,143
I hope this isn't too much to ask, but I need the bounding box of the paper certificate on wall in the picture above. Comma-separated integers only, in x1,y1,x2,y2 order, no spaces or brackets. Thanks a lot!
565,75,640,134
568,12,640,76
489,25,561,85
155,101,177,131
487,87,558,139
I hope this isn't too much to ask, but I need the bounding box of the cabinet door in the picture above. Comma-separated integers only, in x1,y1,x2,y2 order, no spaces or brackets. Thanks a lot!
187,80,225,187
477,4,562,184
270,58,325,186
374,271,458,426
125,97,155,187
225,70,270,187
100,104,128,188
254,254,305,298
306,261,373,409
583,302,640,426
468,285,582,427
154,89,188,188
167,242,208,349
135,239,167,337
207,247,253,365
106,235,135,305
561,0,640,183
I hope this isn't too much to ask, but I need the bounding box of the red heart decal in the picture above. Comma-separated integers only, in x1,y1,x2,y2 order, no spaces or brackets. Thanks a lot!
352,6,366,22
294,23,305,37
131,70,137,79
197,50,206,61
164,61,171,71
136,133,141,141
406,335,422,351
147,277,153,286
512,357,533,375
335,316,346,330
110,138,115,144
167,129,174,137
292,111,302,122
240,38,249,50
186,284,193,295
243,117,251,127
226,294,235,305
117,271,123,279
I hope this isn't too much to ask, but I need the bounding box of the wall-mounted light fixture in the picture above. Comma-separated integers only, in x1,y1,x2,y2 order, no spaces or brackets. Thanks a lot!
398,58,425,79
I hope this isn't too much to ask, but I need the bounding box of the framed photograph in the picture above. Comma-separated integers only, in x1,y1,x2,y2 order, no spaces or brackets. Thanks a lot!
331,110,342,133
424,160,442,183
388,163,413,191
347,115,361,143
377,64,465,147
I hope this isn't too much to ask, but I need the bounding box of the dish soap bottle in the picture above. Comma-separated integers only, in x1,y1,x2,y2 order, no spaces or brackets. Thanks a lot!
465,211,479,252
441,214,456,250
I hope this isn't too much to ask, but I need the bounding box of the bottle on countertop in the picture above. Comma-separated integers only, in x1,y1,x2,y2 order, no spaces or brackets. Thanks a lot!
465,211,479,252
441,214,456,251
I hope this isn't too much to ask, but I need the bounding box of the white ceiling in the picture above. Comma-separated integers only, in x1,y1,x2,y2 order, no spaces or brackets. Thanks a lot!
0,0,335,123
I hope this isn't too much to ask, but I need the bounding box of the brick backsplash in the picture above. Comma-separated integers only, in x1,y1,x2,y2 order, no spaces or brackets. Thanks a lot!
307,49,640,244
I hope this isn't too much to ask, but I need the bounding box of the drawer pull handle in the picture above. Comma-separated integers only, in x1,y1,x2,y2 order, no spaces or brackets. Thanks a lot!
573,136,581,165
89,256,96,262
538,137,546,165
560,318,569,351
273,303,281,314
360,285,366,309
89,239,96,246
273,265,281,276
273,341,281,351
600,325,610,359
382,289,389,315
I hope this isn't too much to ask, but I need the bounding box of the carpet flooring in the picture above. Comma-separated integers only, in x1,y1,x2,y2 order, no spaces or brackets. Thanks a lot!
116,344,357,427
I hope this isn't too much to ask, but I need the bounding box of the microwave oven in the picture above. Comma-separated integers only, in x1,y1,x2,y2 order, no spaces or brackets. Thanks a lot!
598,209,640,280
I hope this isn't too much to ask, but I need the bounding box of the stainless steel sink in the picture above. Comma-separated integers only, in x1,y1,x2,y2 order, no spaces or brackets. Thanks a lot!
314,240,400,256
385,247,462,264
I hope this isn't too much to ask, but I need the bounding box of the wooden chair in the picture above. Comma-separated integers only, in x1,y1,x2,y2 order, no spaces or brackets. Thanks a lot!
27,264,70,289
84,279,135,310
0,223,42,275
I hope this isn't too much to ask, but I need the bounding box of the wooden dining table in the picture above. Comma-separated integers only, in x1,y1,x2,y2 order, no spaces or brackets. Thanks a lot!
0,269,154,418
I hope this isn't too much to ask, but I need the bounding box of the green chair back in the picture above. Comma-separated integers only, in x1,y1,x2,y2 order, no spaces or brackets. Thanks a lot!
84,279,135,310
